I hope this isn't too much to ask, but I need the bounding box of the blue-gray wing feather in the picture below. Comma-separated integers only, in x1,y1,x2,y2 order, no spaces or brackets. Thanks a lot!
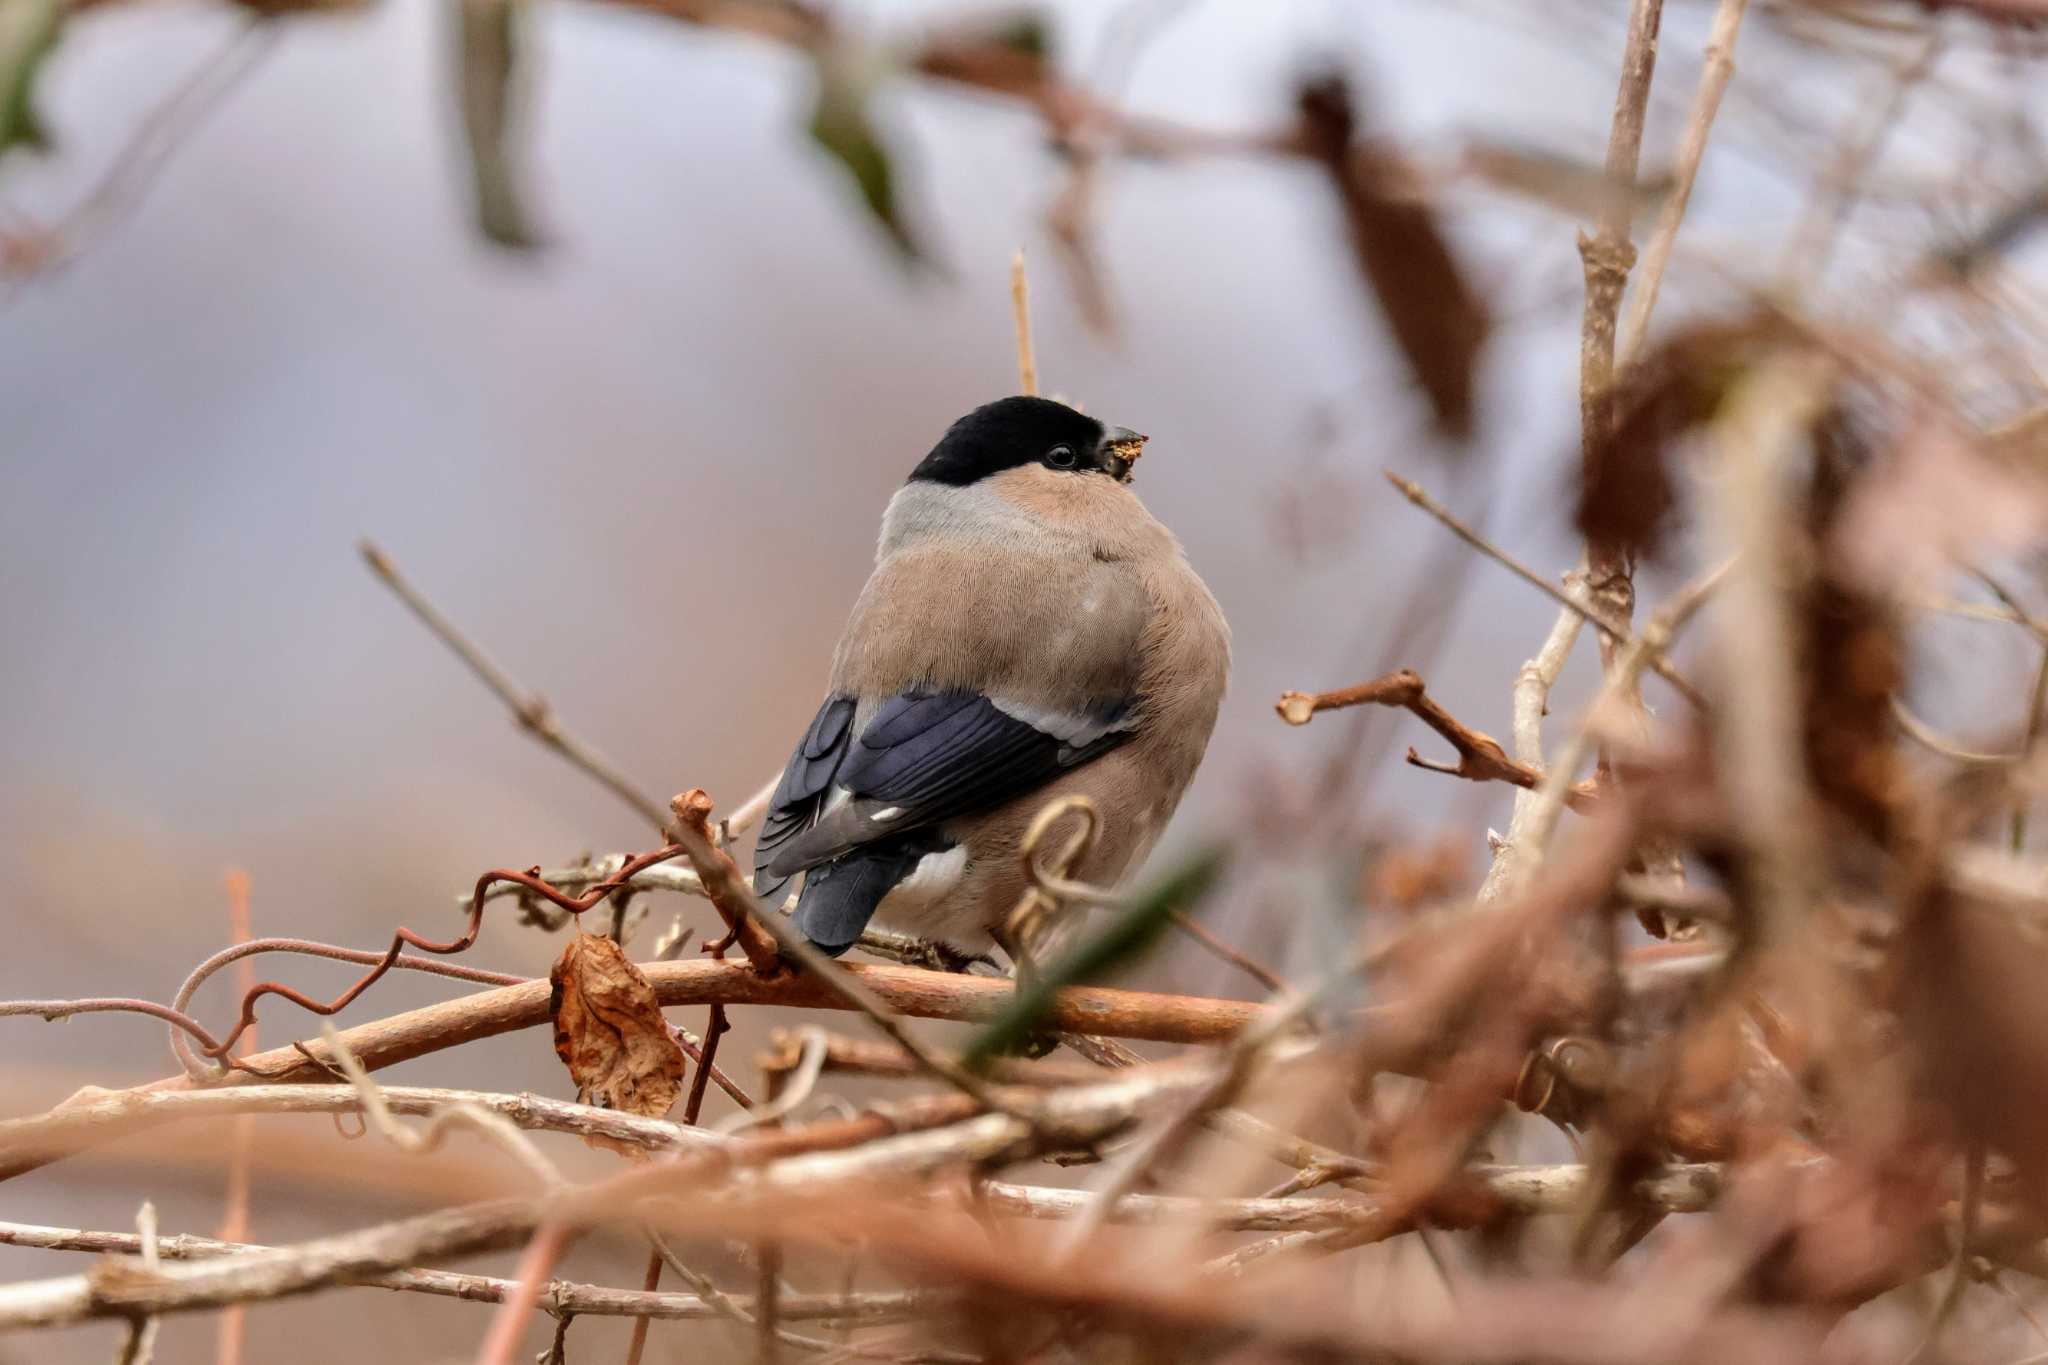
752,695,857,904
758,690,1134,883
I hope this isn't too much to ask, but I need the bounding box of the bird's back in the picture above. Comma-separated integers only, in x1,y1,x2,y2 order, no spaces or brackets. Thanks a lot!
830,476,1153,712
824,469,1229,950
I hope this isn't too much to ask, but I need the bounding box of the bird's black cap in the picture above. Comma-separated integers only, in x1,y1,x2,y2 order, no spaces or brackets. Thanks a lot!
910,396,1147,487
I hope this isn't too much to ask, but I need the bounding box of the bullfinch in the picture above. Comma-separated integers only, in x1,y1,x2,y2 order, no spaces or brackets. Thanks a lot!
753,396,1230,960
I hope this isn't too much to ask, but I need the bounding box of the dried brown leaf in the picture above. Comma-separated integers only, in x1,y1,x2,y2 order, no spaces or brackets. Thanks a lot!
1901,887,2048,1217
549,932,686,1152
1800,583,1905,839
1298,75,1489,441
1575,320,1763,562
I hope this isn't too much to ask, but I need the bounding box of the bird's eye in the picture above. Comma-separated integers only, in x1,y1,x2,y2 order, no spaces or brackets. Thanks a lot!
1046,445,1077,469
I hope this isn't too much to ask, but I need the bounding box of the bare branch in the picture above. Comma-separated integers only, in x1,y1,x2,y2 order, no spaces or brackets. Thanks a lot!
359,540,670,832
1011,248,1037,395
0,1084,723,1178
1276,667,1598,810
2,962,1261,1182
1479,586,1589,904
1577,0,1664,626
1616,0,1751,368
0,1200,540,1331
0,1222,941,1324
1508,561,1731,894
1383,472,1704,707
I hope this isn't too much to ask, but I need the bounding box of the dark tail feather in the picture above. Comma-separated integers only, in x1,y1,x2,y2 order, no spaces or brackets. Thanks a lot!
790,837,946,956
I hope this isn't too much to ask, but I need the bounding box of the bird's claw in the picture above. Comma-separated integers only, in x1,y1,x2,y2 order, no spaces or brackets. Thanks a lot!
899,939,998,975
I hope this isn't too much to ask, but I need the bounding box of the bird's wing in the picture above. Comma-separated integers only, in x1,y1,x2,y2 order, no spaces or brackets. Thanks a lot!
754,542,1151,904
751,695,858,905
756,690,1138,883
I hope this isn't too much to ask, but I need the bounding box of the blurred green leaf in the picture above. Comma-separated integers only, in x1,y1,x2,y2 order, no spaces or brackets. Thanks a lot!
456,0,539,249
962,846,1228,1071
807,46,920,262
985,13,1048,59
0,0,61,161
911,10,1049,100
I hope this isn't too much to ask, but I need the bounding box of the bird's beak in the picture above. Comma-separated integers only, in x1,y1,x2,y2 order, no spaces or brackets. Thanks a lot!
1099,426,1148,483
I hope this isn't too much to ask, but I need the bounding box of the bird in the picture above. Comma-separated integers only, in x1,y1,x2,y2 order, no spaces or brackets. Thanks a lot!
751,395,1230,963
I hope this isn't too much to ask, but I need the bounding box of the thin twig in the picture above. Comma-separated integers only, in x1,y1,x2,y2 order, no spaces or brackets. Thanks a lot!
683,1004,735,1127
1516,561,1732,885
0,1085,724,1181
664,792,785,973
0,1221,938,1324
183,844,693,1069
759,1026,1386,1196
621,1245,667,1365
1479,580,1588,904
1895,698,2018,767
724,773,782,844
1011,249,1037,395
720,1028,827,1134
1911,592,2048,641
673,1017,755,1110
0,1158,1741,1317
476,1222,575,1365
360,540,669,832
0,1198,535,1332
4,964,1268,1183
216,870,256,1365
0,1045,1786,1339
319,1024,564,1191
1276,667,1598,810
1778,30,1945,285
168,937,523,1079
1577,0,1664,636
1616,0,1750,367
1383,473,1704,707
1909,1144,1988,1365
1051,947,1373,1256
1166,911,1287,995
1,18,278,291
1,995,231,1060
642,1231,931,1363
163,933,751,1104
114,1201,161,1365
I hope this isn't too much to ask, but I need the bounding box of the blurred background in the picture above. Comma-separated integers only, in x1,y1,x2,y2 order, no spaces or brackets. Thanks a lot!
5,0,2048,1358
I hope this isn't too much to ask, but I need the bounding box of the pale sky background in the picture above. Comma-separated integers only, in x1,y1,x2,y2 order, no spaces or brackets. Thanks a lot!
3,1,2041,1359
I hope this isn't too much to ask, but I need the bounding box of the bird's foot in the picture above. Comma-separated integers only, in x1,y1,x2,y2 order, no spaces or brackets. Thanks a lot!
897,938,1000,975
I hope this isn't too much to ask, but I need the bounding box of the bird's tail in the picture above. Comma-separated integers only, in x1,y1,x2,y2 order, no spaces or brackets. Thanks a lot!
787,836,944,956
